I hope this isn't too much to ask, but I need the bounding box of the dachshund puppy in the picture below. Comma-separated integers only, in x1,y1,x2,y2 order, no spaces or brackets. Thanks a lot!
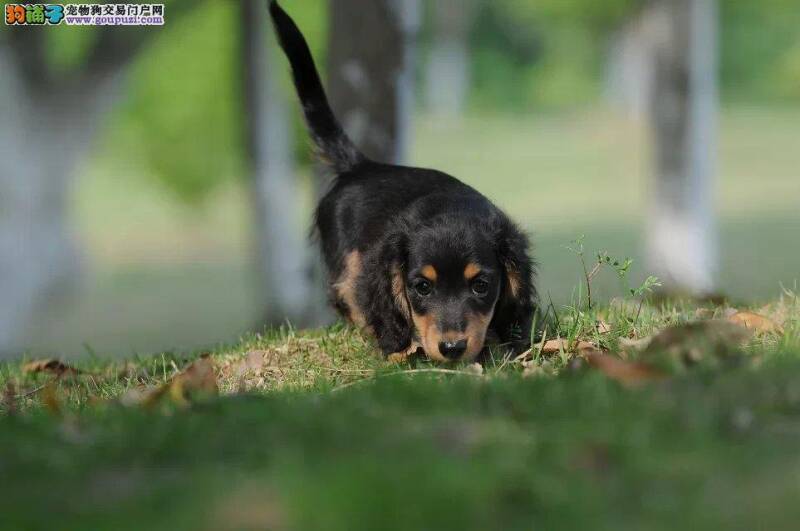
269,1,537,362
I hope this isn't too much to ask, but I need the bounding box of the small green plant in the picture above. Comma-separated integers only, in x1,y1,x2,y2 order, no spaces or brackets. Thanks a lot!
565,235,661,319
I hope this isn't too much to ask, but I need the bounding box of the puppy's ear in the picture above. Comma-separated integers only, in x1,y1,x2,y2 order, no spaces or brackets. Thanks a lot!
357,230,416,356
491,223,537,353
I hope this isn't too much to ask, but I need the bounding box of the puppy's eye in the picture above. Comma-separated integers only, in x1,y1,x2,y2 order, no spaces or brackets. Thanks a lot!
471,280,489,296
414,280,433,297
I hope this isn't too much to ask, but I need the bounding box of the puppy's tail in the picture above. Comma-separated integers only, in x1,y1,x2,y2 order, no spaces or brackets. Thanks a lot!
268,1,365,173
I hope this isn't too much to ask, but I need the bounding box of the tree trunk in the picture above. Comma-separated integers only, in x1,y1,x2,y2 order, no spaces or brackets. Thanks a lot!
326,0,419,165
605,3,658,119
241,0,312,326
424,0,474,119
646,0,718,295
0,49,118,357
0,3,196,358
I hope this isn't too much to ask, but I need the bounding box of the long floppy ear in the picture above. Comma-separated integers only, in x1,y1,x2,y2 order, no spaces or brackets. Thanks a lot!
357,230,416,356
491,222,537,353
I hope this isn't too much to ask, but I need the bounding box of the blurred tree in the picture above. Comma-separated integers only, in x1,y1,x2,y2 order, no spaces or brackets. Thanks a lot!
326,0,419,164
241,0,311,326
424,0,476,119
645,0,718,295
0,2,193,356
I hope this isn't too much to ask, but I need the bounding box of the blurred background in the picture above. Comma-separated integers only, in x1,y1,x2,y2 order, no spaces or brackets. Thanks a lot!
1,0,798,359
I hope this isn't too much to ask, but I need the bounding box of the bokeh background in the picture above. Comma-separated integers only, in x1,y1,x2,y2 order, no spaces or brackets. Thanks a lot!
1,0,798,359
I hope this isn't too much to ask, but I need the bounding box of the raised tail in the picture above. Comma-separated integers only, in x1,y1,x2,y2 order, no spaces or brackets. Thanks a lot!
268,1,365,172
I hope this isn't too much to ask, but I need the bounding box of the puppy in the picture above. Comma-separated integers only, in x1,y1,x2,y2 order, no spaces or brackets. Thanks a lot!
269,1,537,362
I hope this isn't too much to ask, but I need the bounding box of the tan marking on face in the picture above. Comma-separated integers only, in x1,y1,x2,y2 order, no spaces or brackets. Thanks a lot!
391,265,410,319
464,263,481,280
411,311,448,362
463,311,493,361
333,251,367,328
420,265,437,282
411,309,494,362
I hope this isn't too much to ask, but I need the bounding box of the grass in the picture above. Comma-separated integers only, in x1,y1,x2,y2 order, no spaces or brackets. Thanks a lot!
3,290,799,530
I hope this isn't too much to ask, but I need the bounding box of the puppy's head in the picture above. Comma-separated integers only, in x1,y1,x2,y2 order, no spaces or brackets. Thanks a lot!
392,219,512,362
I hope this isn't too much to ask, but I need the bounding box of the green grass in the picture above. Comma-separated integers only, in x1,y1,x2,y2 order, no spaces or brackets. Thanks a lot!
3,293,799,530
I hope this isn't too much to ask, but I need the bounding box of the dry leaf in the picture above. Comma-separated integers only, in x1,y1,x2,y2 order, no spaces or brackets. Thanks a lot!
22,359,81,376
641,320,751,370
596,320,612,334
586,352,665,387
538,338,598,355
387,342,423,364
619,336,652,352
167,356,218,407
132,356,219,408
728,311,783,334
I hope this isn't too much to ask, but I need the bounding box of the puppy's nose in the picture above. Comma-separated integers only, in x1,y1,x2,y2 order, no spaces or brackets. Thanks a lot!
438,339,468,360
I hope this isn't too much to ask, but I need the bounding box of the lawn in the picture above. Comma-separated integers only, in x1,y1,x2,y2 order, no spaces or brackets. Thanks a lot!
3,291,799,530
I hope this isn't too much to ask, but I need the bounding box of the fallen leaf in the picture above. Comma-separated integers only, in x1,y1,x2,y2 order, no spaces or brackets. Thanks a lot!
22,359,81,376
728,311,783,334
387,342,423,364
167,356,218,407
539,339,598,355
132,356,219,408
586,352,665,387
641,320,751,371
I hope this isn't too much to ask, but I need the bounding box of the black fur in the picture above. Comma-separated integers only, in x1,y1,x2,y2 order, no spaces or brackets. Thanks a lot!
268,0,363,172
269,1,537,361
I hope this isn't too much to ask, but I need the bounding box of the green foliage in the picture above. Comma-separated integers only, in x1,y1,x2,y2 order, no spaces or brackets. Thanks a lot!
469,0,642,110
107,2,243,205
469,0,800,111
721,0,800,102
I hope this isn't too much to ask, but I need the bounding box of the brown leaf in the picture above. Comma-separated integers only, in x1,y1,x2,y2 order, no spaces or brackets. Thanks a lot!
539,339,598,355
131,356,218,408
619,336,652,352
641,320,752,370
728,311,783,334
167,356,218,407
22,359,81,376
586,352,665,387
596,320,612,334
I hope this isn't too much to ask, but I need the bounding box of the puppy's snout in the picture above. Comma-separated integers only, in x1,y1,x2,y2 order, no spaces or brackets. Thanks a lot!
438,339,468,360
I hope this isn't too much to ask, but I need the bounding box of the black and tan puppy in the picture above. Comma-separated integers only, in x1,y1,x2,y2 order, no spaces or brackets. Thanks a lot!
269,1,537,362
